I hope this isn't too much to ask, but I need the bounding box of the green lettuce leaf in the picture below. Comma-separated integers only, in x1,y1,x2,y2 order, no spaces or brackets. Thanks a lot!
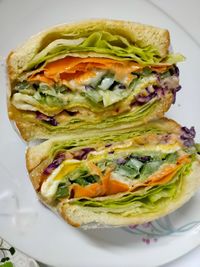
13,73,158,113
21,98,161,146
164,53,185,64
98,88,129,107
70,162,192,216
140,161,162,180
27,31,163,70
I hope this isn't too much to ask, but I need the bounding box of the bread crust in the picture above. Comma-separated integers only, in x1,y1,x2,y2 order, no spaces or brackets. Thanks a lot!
7,19,170,82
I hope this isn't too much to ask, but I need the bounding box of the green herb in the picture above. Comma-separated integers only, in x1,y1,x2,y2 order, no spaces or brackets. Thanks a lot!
140,161,162,179
160,70,171,79
73,175,100,186
55,183,69,199
165,152,178,164
0,262,14,267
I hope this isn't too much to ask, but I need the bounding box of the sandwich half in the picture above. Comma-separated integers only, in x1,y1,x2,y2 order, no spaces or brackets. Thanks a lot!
26,118,200,228
7,19,184,141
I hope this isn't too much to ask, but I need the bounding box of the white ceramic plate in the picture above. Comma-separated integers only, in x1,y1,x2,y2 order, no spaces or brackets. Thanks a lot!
0,0,200,266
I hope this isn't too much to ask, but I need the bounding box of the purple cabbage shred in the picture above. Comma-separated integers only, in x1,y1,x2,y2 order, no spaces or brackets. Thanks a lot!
116,158,126,164
118,83,126,89
73,147,95,160
44,153,66,175
105,143,112,148
172,85,182,104
180,126,196,147
131,155,151,163
36,111,58,126
169,66,180,77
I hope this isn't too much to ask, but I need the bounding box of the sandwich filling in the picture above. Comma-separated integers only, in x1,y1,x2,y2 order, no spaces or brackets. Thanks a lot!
10,29,184,132
31,124,196,210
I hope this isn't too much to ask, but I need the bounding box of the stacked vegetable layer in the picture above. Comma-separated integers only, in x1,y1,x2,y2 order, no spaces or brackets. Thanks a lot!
8,19,199,228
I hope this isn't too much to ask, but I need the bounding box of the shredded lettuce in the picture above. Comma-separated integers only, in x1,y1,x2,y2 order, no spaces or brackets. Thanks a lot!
53,151,181,201
19,98,159,137
12,73,160,114
99,88,129,107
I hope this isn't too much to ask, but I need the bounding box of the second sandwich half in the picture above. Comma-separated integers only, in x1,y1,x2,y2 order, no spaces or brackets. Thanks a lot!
26,118,200,228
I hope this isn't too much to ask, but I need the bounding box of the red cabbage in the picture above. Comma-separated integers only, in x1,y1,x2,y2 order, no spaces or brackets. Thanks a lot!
172,85,182,104
169,66,180,77
130,155,151,163
116,158,126,164
180,126,196,147
36,111,58,126
105,143,112,148
44,153,65,175
73,147,95,160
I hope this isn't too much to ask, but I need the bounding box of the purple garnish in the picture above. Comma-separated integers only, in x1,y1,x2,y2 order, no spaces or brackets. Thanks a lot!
180,126,196,147
135,95,152,104
174,66,180,77
146,85,155,94
154,86,165,99
36,111,46,120
36,111,58,126
48,117,58,126
116,158,126,164
175,85,182,92
105,143,112,148
66,110,78,116
118,83,126,89
172,90,177,104
172,85,182,104
182,139,195,147
131,68,181,106
73,147,95,160
85,85,94,90
156,73,161,82
44,153,66,175
129,224,138,229
131,155,151,163
135,89,157,104
169,66,180,77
